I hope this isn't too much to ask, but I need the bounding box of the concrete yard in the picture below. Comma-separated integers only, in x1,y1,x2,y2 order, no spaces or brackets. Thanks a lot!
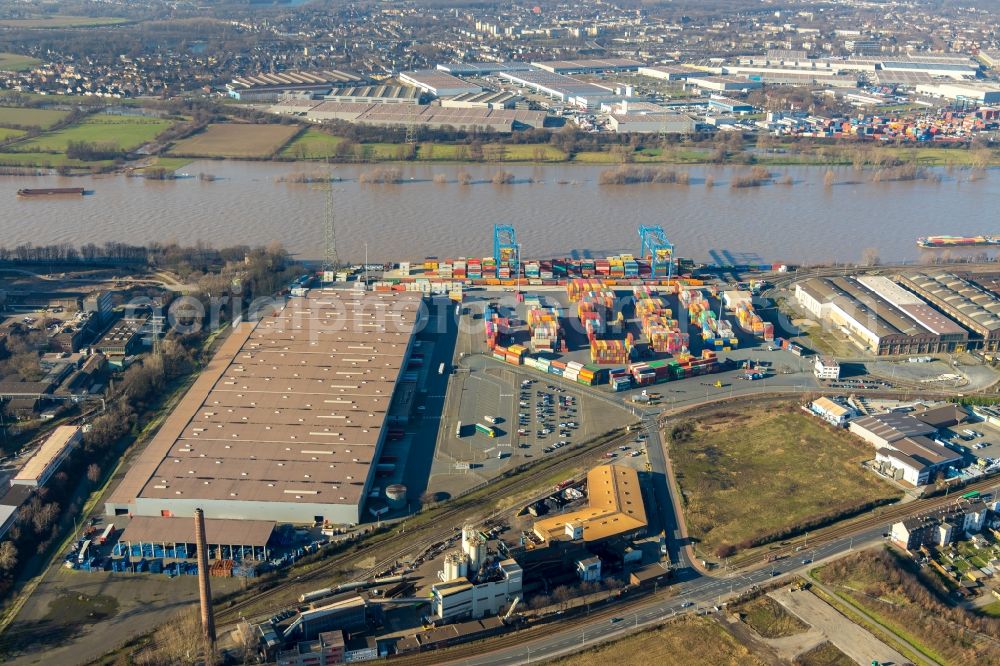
770,587,907,666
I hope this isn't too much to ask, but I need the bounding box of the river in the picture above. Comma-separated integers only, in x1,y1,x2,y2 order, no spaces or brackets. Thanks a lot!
3,162,997,265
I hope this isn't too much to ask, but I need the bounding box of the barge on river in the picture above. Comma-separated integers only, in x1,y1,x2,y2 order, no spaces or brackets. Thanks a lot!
16,187,86,197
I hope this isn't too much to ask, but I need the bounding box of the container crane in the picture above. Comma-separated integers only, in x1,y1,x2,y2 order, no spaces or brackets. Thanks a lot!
638,225,675,280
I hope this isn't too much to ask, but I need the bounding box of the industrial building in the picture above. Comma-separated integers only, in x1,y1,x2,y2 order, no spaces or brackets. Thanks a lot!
809,396,854,426
107,289,422,525
323,85,423,105
707,97,756,114
848,413,938,448
915,82,1000,104
532,465,647,545
116,516,274,561
794,276,969,355
890,497,988,551
226,70,365,101
531,58,643,74
440,91,522,110
397,70,482,97
93,316,148,358
497,69,618,109
690,76,762,92
435,62,534,76
873,438,962,486
268,100,545,133
897,272,1000,351
430,525,523,621
813,357,840,380
12,425,81,488
607,112,695,134
637,65,709,81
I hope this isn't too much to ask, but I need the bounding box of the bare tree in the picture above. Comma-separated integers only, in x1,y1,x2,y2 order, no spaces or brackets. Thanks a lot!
0,541,17,571
861,247,881,267
87,463,101,485
553,585,573,610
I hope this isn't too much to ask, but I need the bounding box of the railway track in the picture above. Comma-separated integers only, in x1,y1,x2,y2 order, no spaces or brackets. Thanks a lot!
215,426,638,625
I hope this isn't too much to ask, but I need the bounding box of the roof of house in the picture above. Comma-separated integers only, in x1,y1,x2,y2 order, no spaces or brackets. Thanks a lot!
533,465,647,543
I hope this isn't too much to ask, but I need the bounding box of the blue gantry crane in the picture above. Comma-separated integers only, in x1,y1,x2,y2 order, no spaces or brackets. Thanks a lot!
638,225,675,280
493,224,520,276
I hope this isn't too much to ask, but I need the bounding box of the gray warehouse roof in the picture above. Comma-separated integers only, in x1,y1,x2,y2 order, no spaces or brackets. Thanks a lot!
110,289,422,514
899,272,1000,334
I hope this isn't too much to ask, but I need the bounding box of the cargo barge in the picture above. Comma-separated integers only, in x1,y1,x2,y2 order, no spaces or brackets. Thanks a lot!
16,187,85,197
917,235,1000,248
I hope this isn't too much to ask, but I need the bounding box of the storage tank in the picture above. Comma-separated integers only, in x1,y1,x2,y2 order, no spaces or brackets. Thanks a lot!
443,551,467,581
386,484,407,510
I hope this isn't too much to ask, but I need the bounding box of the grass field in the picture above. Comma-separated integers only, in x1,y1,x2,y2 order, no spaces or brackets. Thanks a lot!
0,152,112,168
735,595,809,638
11,115,172,153
0,53,41,72
546,616,770,666
0,16,129,29
170,123,300,158
979,601,1000,618
815,549,1000,665
793,641,854,666
0,106,70,129
670,405,899,557
279,128,343,158
0,128,25,142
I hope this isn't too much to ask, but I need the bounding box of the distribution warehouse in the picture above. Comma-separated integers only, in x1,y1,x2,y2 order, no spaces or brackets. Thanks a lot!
794,275,968,355
107,289,422,525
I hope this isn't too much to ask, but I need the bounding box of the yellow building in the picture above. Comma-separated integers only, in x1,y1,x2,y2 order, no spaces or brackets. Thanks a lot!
533,465,647,544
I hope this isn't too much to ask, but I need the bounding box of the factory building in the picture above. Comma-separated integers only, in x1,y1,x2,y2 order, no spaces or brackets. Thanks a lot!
531,58,643,74
707,97,756,114
809,396,855,426
848,413,938,448
897,272,1000,351
637,65,710,81
440,91,522,110
268,100,545,133
107,289,422,526
690,76,762,92
607,112,695,134
226,70,365,101
532,465,647,545
794,276,968,355
435,62,534,76
11,425,81,488
430,525,523,622
880,58,980,80
497,69,618,109
874,438,962,486
915,82,1000,104
116,516,274,561
323,85,423,105
398,70,482,98
93,316,149,359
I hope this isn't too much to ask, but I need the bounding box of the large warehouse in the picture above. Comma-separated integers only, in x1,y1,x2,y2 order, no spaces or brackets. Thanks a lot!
794,276,968,355
107,289,422,526
897,272,1000,351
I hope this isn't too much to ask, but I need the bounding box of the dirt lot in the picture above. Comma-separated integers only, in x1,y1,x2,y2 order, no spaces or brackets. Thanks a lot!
770,586,907,666
169,123,301,158
669,404,900,558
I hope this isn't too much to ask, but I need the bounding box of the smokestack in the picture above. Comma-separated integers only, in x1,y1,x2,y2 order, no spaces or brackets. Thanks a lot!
194,508,216,645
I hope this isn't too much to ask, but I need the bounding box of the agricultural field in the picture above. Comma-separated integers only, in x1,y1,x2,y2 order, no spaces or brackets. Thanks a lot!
279,129,343,159
668,404,899,557
0,106,69,129
0,16,129,28
734,595,808,638
815,549,1000,666
10,115,172,153
0,152,110,169
545,615,771,666
169,123,300,158
0,128,25,142
0,52,41,71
